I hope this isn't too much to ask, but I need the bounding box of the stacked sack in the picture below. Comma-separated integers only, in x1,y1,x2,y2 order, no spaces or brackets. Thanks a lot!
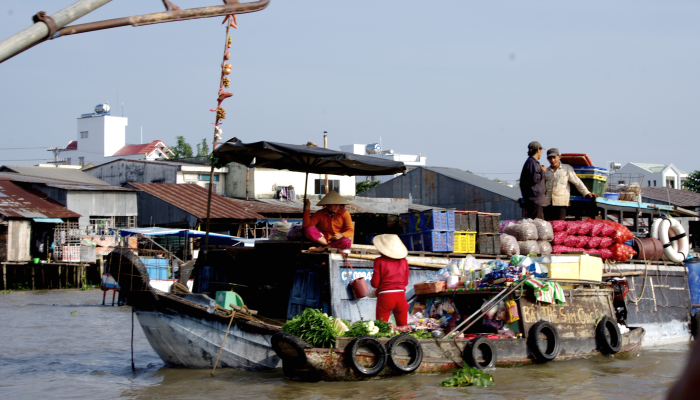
500,219,554,256
550,219,637,261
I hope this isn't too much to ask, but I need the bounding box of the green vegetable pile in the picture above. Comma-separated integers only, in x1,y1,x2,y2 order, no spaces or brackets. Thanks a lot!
342,320,392,338
282,309,347,348
408,329,432,339
440,365,495,387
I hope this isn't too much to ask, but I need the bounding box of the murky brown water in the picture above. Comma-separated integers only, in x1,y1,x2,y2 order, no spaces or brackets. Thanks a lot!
0,290,691,399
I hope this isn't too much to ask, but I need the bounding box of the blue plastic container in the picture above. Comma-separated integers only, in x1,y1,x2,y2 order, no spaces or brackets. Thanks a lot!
446,231,455,252
604,193,620,200
446,210,455,231
422,230,449,252
686,257,700,315
420,210,445,231
399,233,412,251
400,214,412,233
573,166,608,176
142,258,170,280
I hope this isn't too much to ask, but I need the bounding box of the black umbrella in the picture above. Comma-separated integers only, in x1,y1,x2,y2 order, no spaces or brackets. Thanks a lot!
213,139,407,198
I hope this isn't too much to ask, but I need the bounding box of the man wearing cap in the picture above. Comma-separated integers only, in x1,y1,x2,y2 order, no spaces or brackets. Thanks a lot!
519,141,546,219
303,190,354,253
543,148,597,221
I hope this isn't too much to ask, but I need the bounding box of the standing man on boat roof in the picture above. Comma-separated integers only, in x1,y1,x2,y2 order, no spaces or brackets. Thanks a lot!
543,148,597,221
519,141,546,220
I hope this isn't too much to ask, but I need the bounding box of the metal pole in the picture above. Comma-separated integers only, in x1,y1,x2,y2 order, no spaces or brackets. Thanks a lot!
303,171,309,201
0,0,113,63
323,132,329,194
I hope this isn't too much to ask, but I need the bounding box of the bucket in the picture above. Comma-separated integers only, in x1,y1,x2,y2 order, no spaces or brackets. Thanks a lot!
349,277,369,299
32,258,40,264
686,257,700,315
604,193,620,200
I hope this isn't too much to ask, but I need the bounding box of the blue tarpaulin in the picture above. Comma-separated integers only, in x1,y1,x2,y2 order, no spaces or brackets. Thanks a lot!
33,218,64,223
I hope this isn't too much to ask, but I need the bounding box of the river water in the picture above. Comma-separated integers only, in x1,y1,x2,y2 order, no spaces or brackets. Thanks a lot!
0,290,691,400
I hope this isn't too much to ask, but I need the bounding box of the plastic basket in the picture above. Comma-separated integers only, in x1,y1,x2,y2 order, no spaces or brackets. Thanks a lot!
577,178,606,197
454,231,476,253
400,214,412,233
478,233,501,255
576,174,607,181
455,211,478,231
573,166,607,176
420,210,449,231
477,213,500,233
422,230,450,252
606,173,644,194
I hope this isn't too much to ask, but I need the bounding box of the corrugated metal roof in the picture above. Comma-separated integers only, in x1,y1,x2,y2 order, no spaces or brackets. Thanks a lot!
421,166,522,200
111,140,171,157
227,198,305,214
0,166,111,185
0,172,135,191
641,187,700,208
127,182,265,220
0,179,81,219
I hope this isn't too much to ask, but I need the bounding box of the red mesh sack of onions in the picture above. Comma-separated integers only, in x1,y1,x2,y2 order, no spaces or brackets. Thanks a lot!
577,221,594,236
553,231,568,245
566,221,583,235
597,248,613,259
550,220,568,232
585,236,602,249
608,243,637,262
599,223,616,237
552,245,574,254
572,247,586,252
575,236,590,248
599,237,613,248
589,221,605,236
603,220,635,244
563,235,580,247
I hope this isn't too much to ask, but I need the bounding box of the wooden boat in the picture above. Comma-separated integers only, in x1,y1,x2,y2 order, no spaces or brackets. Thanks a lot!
273,284,646,381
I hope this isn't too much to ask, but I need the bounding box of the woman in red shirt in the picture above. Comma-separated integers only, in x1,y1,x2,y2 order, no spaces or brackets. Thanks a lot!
371,234,409,326
303,190,354,253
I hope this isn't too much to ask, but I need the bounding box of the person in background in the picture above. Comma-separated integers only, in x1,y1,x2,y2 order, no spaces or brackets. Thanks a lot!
519,141,546,219
303,190,354,253
543,148,597,221
370,234,410,326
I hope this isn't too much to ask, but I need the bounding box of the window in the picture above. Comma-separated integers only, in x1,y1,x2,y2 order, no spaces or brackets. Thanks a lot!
80,131,89,139
183,173,197,181
654,180,657,187
648,180,651,186
666,178,675,188
198,174,220,181
65,158,71,165
78,157,85,167
315,179,340,195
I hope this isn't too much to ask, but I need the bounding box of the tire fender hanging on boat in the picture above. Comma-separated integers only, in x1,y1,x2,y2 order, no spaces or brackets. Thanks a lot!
385,334,423,373
271,332,312,365
463,336,497,370
596,316,622,354
345,336,387,377
528,321,560,363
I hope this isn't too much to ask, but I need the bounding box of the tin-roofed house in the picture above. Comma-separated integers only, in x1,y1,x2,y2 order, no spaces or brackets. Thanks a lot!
357,166,523,220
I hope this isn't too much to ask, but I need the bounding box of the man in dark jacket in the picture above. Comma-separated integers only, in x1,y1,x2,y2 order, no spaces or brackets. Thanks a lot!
519,141,546,219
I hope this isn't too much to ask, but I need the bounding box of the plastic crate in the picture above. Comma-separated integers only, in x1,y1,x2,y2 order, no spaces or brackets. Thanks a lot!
445,211,455,231
420,210,447,231
400,214,412,233
422,230,450,252
477,213,500,234
578,178,606,197
410,213,422,233
454,231,476,253
576,174,607,181
455,211,478,231
478,233,501,255
561,153,593,167
399,233,413,251
446,232,455,252
573,166,607,176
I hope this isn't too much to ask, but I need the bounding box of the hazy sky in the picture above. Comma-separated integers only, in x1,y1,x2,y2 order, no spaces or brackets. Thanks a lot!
1,1,698,184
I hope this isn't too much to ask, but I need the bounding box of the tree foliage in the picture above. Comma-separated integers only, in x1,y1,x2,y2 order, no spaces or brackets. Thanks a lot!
171,136,193,159
196,138,210,157
683,170,700,193
356,180,381,194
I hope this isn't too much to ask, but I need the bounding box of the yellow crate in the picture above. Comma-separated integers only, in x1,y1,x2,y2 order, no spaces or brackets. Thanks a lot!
453,231,476,253
576,174,607,181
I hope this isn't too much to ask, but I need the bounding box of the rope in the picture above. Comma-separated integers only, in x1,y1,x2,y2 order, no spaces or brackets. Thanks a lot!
211,308,236,377
172,282,191,294
626,238,649,304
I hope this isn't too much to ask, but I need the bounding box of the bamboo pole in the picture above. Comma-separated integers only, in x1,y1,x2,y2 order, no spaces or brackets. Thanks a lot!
345,253,446,269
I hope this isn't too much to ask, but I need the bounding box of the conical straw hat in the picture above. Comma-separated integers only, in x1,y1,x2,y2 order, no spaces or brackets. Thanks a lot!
373,234,408,259
316,190,350,205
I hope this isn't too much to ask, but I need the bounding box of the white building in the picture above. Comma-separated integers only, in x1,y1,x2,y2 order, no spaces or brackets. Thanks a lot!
617,163,688,189
62,104,172,167
339,143,426,184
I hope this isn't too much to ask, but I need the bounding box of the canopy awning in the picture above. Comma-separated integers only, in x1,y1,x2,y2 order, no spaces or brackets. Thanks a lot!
118,227,264,247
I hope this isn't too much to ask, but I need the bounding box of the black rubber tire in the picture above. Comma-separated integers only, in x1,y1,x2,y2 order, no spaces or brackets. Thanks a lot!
385,334,423,373
463,336,497,370
596,316,622,354
345,336,387,377
271,332,312,364
528,321,560,363
691,313,700,341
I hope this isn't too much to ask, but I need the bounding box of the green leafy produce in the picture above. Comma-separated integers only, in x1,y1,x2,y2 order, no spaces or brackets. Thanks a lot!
343,321,372,337
440,365,495,387
409,329,432,339
373,320,391,337
282,309,340,348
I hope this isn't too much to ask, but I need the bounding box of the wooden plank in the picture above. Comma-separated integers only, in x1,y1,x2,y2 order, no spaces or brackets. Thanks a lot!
602,271,644,277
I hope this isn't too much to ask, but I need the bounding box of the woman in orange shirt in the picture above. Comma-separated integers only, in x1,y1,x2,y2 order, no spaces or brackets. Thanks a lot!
303,190,354,253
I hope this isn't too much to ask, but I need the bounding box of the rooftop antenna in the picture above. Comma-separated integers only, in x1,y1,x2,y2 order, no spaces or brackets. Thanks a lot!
379,136,383,158
141,126,143,144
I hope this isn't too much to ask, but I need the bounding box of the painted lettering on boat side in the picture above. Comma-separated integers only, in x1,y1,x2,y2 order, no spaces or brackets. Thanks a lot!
520,305,602,325
340,268,374,283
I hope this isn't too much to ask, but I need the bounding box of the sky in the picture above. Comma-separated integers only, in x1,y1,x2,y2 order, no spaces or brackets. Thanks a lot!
1,0,698,185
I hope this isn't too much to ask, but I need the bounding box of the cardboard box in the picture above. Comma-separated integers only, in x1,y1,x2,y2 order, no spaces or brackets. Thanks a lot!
532,255,603,282
414,281,446,294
